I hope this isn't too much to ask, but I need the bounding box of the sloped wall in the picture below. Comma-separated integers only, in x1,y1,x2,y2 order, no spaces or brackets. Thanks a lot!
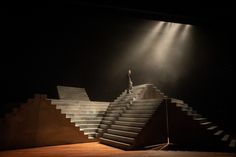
0,94,92,150
134,101,168,149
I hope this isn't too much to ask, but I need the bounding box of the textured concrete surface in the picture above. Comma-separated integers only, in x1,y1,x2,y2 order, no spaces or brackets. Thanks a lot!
0,95,92,150
57,86,90,101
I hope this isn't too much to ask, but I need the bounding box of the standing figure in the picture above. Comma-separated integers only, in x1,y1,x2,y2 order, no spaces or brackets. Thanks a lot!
127,69,133,94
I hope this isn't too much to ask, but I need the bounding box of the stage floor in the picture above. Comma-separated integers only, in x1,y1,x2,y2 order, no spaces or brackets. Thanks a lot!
0,142,235,157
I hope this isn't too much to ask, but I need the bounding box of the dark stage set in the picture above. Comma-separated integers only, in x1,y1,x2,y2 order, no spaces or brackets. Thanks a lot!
1,1,236,156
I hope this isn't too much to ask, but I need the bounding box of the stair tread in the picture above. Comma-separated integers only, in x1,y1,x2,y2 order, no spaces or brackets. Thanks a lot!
207,126,218,130
100,137,131,147
84,132,98,135
108,129,138,137
112,124,142,129
229,139,236,147
222,134,230,141
104,133,135,141
214,130,224,136
200,122,212,125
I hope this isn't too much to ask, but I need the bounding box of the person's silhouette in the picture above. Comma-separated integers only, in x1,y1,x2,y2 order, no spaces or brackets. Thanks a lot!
127,69,133,94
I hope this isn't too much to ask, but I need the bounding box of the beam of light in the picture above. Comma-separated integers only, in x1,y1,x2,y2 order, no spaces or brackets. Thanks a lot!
141,23,193,85
151,23,182,66
107,20,168,78
105,19,193,86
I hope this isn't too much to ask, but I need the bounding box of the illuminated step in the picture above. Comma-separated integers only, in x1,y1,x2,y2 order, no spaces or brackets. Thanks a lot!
101,120,113,125
80,128,98,132
56,106,108,109
221,134,230,141
107,106,127,110
100,137,131,150
103,133,135,144
207,126,218,130
133,99,162,103
71,120,101,124
107,129,138,138
200,122,212,126
193,117,207,122
105,113,120,117
229,139,236,147
99,124,108,129
70,117,103,121
106,110,123,114
103,117,117,121
214,130,224,136
114,121,145,127
118,117,149,123
60,109,107,114
75,123,99,128
66,113,105,117
110,124,142,133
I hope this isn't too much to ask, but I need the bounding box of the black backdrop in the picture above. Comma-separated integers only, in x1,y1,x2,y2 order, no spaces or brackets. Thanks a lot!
1,2,235,134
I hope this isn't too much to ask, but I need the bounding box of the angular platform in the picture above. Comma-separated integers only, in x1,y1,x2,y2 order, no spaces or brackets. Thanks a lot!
1,84,235,152
57,85,90,101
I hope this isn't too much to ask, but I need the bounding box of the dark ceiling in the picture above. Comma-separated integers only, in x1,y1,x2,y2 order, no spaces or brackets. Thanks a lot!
3,0,234,26
65,0,234,25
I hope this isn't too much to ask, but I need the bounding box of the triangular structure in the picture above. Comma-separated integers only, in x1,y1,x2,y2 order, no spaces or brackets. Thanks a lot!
98,84,236,151
0,95,94,150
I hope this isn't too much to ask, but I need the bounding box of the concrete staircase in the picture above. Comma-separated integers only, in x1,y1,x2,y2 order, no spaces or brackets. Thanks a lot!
168,99,236,151
97,84,236,151
51,99,109,139
98,84,166,150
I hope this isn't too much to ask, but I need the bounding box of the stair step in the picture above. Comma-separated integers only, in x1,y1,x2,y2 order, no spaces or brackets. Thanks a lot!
229,139,236,147
222,134,230,141
99,137,131,150
134,99,160,103
105,113,120,117
80,128,98,132
56,106,108,109
76,123,99,128
132,101,161,105
111,124,142,133
97,128,103,134
118,117,149,122
107,106,127,110
70,117,103,120
101,120,113,125
207,125,218,130
66,113,105,117
84,132,98,136
51,99,109,105
187,112,202,118
99,124,108,129
121,113,152,118
109,103,129,107
61,110,106,114
194,118,207,121
200,122,212,126
106,110,123,114
214,130,224,136
103,117,117,121
114,121,145,127
88,136,96,139
125,109,155,114
71,120,101,124
129,106,158,110
107,129,138,138
103,133,135,144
